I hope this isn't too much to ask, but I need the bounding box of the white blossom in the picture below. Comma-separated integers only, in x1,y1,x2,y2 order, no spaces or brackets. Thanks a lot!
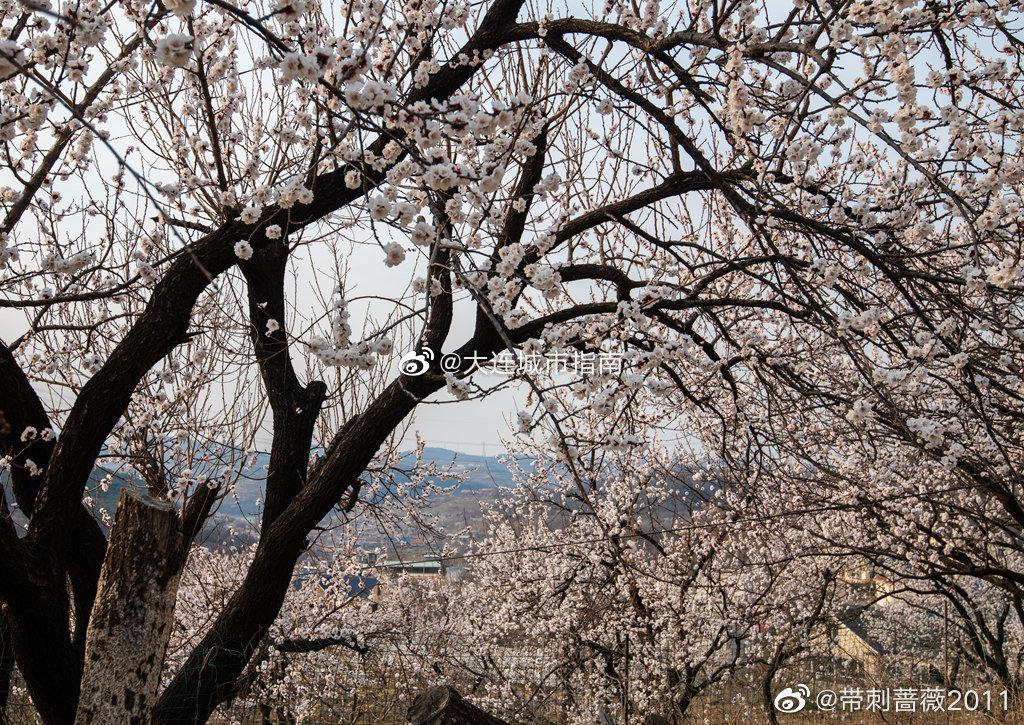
155,34,194,68
383,242,405,267
234,241,254,260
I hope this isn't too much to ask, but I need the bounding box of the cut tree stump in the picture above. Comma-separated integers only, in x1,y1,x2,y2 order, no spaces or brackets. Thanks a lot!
75,489,183,725
408,686,514,725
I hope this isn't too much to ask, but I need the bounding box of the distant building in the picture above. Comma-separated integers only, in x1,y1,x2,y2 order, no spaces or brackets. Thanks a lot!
809,559,944,682
377,558,446,576
289,556,449,606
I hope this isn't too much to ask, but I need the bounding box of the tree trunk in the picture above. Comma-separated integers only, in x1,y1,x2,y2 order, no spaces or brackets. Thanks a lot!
75,490,182,725
762,643,785,725
0,610,11,722
407,686,513,725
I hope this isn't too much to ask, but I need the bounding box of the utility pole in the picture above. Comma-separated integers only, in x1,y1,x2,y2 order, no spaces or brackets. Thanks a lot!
944,600,950,725
623,631,630,725
943,600,949,687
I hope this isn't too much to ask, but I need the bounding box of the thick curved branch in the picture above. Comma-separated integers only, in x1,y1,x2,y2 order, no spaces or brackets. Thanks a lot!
559,263,645,299
239,240,327,529
0,340,106,649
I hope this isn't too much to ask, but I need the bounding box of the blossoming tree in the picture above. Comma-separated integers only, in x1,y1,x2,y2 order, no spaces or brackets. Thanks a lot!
446,443,841,723
1,0,1023,721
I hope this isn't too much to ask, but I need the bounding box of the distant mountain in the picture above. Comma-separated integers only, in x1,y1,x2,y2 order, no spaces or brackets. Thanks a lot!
398,447,531,491
6,448,713,538
5,449,718,558
81,466,138,512
205,446,524,520
2,447,522,520
3,465,136,526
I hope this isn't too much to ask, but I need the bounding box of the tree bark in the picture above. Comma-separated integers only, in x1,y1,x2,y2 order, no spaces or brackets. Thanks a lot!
75,490,183,725
0,340,107,654
0,610,12,722
407,686,513,725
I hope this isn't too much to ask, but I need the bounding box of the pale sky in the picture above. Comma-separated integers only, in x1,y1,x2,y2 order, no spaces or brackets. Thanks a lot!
0,227,528,455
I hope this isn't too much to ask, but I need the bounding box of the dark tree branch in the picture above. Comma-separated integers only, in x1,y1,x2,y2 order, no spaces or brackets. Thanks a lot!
275,635,368,655
239,241,327,529
0,610,12,722
0,340,106,652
